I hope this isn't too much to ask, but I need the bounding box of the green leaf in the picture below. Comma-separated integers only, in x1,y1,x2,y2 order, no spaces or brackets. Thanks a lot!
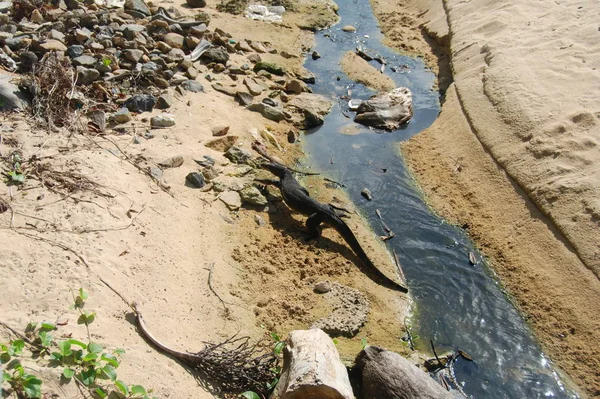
25,322,37,333
240,392,261,399
269,332,281,342
332,338,339,345
88,342,103,354
79,288,88,301
101,364,117,381
2,371,11,383
130,385,147,395
115,380,129,395
39,331,53,348
266,377,279,390
82,352,98,363
22,375,43,398
50,352,62,361
58,341,72,356
101,353,119,368
113,348,125,356
95,387,108,398
78,312,96,325
67,339,87,349
11,340,25,355
62,368,75,379
273,341,285,356
361,338,368,350
80,367,96,386
40,322,56,332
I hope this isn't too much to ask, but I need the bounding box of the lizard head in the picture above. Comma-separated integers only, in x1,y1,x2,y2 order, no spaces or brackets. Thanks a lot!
261,162,288,178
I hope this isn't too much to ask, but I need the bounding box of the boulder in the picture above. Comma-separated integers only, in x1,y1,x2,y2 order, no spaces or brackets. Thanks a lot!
355,346,454,399
353,87,413,131
286,93,332,129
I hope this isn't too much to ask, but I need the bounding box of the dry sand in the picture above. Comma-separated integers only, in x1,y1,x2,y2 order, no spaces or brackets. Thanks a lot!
340,51,396,92
368,0,600,396
0,1,411,398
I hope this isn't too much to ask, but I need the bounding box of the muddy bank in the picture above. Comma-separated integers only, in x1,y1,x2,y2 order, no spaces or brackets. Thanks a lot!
368,0,600,396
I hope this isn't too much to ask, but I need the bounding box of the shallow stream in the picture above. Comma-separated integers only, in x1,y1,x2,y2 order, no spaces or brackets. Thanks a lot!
299,0,576,397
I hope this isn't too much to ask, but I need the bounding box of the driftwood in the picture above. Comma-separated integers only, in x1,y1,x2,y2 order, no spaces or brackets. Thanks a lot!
134,306,278,396
271,329,353,399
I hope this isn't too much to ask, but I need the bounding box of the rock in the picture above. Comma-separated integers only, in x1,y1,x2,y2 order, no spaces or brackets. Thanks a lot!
287,129,298,143
201,166,219,181
248,103,285,122
158,155,184,168
66,45,85,58
227,165,253,177
157,93,175,109
247,53,261,64
285,79,307,94
29,9,44,23
122,49,144,63
76,66,100,85
235,91,253,106
204,135,238,152
39,39,67,52
240,186,268,206
112,108,132,124
185,172,205,188
163,33,185,49
312,50,321,60
224,145,252,164
310,282,369,337
202,46,229,64
342,25,356,32
72,55,97,67
354,87,413,130
186,67,199,79
185,0,206,7
124,0,151,16
0,71,30,111
355,346,454,399
254,214,266,226
314,281,332,293
195,155,215,167
243,77,264,95
122,24,146,40
286,93,332,129
262,97,278,107
361,188,372,201
220,190,241,210
19,51,37,73
181,80,204,92
156,41,172,53
171,73,187,85
125,94,156,113
149,166,163,180
151,114,175,128
211,83,237,96
296,68,316,84
211,125,229,137
75,28,92,43
48,29,65,42
253,61,284,76
271,329,353,399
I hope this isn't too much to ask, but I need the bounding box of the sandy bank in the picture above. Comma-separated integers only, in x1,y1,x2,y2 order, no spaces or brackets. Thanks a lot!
368,0,600,396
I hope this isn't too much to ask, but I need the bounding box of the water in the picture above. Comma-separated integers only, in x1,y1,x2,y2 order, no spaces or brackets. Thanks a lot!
298,0,576,397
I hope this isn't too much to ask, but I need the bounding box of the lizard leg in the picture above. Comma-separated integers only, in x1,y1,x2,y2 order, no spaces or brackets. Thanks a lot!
306,212,325,239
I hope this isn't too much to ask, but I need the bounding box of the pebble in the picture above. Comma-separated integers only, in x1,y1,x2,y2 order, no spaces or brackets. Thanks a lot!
219,190,242,210
254,214,266,227
158,155,184,168
185,0,206,8
211,125,229,137
112,108,132,124
163,33,184,49
240,186,268,206
342,25,356,32
125,94,156,113
39,39,68,52
314,281,332,294
186,172,206,187
75,66,100,85
181,80,204,92
361,188,373,201
157,93,175,109
150,114,176,128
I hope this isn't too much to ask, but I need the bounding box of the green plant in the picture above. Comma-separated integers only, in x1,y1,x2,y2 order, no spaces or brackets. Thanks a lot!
3,152,26,186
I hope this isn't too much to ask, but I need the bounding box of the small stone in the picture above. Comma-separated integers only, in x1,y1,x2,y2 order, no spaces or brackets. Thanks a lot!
247,53,261,64
124,0,151,16
125,94,156,113
156,41,172,53
72,55,97,67
361,188,372,201
212,83,237,97
220,191,242,210
211,125,229,137
157,93,175,109
181,80,204,92
122,24,146,40
312,51,321,60
224,145,252,164
48,29,65,42
248,103,285,122
186,67,199,79
30,9,44,23
253,61,284,76
204,135,238,152
75,66,100,85
158,155,184,168
171,73,187,85
227,166,253,177
195,155,215,167
122,49,144,63
185,0,206,7
285,79,307,94
240,186,268,206
39,39,67,52
314,281,332,293
149,166,163,180
244,77,264,96
342,25,356,32
151,114,176,128
235,91,253,106
112,108,132,124
254,214,266,227
185,172,205,188
163,33,184,49
287,129,298,143
203,46,229,64
75,28,92,43
167,48,185,63
190,24,208,37
262,97,278,107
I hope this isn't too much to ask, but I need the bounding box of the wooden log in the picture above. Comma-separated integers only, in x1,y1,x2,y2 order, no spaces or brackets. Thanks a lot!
271,329,354,399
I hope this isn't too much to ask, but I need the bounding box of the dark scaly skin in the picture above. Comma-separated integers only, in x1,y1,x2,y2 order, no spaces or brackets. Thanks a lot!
261,162,408,293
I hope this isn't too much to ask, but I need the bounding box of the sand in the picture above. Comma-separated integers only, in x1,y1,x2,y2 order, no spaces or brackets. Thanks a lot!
340,51,396,92
368,0,600,396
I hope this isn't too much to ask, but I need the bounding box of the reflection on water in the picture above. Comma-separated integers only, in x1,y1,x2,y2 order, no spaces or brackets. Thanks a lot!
298,0,576,397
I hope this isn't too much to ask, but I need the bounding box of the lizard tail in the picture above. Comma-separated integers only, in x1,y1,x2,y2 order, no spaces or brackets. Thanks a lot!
333,218,409,293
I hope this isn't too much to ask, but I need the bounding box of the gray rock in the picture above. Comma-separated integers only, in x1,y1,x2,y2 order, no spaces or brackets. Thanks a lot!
220,190,241,210
186,172,205,188
240,186,268,206
186,0,206,7
253,61,284,76
48,29,65,42
202,46,229,64
72,55,97,67
156,94,175,109
224,145,252,164
0,71,29,111
312,51,321,60
262,97,278,107
0,2,11,12
163,33,184,49
243,77,264,96
212,83,237,97
235,91,253,106
248,103,285,122
310,282,369,337
112,108,132,124
75,28,92,43
19,51,37,73
151,114,175,128
254,214,266,227
125,94,156,113
181,80,204,93
75,66,100,85
124,0,151,16
122,49,144,63
355,346,454,399
166,48,185,63
314,281,332,294
286,93,333,129
149,166,163,180
87,110,106,131
211,125,229,137
66,45,84,58
141,61,161,73
361,188,372,201
122,24,146,40
171,73,187,85
159,155,184,168
201,166,219,181
354,87,413,131
285,79,307,94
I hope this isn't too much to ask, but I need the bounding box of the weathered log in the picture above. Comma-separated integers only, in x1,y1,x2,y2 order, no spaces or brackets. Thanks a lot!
271,329,354,399
355,346,454,399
